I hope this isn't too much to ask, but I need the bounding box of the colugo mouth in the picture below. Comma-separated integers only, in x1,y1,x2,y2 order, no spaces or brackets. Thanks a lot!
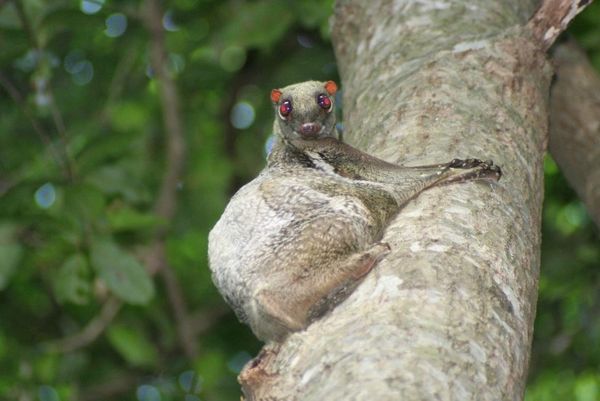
295,122,325,139
295,130,322,139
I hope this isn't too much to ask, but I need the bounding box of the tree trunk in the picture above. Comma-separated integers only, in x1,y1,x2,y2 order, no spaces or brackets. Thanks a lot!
549,40,600,228
241,1,592,400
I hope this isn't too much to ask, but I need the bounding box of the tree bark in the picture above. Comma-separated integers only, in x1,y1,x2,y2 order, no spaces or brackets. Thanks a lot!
549,39,600,228
241,1,592,400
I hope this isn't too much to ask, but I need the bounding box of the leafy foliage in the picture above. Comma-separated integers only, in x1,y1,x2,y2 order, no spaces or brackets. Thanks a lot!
0,0,598,400
90,238,155,305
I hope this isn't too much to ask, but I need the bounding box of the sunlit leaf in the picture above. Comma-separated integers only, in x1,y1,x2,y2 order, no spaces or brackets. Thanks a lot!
107,206,164,232
194,350,227,390
108,101,149,133
525,371,575,401
107,324,158,368
574,373,599,401
90,238,154,305
543,155,559,176
35,352,59,383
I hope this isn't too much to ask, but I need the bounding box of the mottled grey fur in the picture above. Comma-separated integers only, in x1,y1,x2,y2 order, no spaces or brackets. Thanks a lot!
208,81,501,342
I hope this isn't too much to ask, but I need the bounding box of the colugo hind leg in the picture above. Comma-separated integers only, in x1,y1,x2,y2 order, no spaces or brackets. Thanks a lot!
251,242,391,342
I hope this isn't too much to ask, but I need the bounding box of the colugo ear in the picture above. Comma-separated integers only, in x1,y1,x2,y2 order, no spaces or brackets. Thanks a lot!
324,80,337,95
271,89,282,103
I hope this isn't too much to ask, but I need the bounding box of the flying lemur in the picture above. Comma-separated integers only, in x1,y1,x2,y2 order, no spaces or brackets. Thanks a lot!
208,80,501,343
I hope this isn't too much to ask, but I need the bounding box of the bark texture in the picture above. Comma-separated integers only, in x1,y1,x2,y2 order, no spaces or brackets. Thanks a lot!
549,40,600,228
527,0,592,50
240,1,591,400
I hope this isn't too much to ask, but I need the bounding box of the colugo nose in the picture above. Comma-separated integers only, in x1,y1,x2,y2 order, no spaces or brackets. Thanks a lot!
299,122,321,136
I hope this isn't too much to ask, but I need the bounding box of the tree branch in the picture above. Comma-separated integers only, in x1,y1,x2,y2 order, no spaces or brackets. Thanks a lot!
549,39,600,228
144,0,186,224
79,372,139,401
142,0,196,360
527,0,594,50
44,297,122,353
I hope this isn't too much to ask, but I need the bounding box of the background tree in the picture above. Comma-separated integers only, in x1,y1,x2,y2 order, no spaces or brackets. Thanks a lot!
0,1,598,400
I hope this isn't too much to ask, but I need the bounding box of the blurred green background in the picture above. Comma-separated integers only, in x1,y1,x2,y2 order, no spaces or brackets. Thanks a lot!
0,1,598,400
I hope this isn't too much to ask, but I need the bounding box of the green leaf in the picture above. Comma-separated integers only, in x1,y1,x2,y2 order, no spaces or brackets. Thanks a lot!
575,373,599,401
53,254,91,305
34,352,59,383
218,0,293,50
194,350,227,390
107,206,164,232
293,0,334,29
90,238,154,305
64,183,106,222
0,3,21,30
0,223,23,290
77,131,142,175
108,101,150,133
107,324,158,368
85,165,149,203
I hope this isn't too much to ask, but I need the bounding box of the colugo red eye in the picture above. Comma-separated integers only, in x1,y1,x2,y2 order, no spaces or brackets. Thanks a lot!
279,100,292,118
317,94,332,111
